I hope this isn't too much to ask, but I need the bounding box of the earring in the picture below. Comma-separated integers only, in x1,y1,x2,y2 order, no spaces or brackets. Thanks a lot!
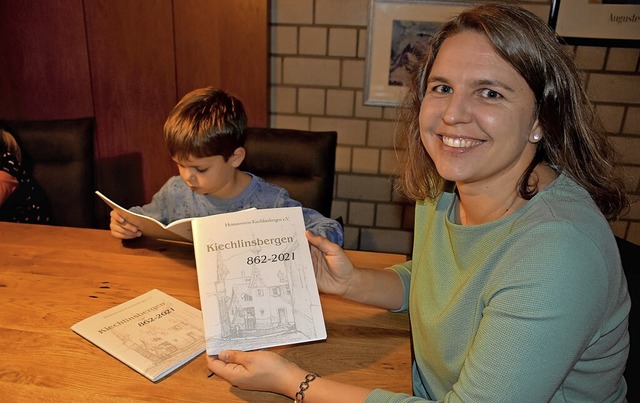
531,133,541,142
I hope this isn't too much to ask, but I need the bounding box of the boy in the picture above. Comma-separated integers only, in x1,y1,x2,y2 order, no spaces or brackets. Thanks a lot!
109,87,343,245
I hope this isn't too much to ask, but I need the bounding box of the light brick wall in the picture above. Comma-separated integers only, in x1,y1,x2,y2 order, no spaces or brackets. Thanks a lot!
270,0,640,253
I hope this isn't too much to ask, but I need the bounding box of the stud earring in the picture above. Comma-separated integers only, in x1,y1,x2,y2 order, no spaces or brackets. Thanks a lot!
531,133,541,142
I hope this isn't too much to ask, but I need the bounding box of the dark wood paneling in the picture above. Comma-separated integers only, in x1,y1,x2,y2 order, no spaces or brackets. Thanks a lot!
173,0,223,95
0,0,268,204
174,0,269,127
0,0,93,120
84,0,178,200
220,0,269,128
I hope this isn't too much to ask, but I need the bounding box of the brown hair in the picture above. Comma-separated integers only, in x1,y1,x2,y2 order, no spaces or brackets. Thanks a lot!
396,2,629,220
163,87,247,161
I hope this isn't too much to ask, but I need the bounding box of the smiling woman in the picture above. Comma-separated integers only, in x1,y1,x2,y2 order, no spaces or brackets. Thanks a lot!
418,30,544,224
390,2,631,399
203,3,631,402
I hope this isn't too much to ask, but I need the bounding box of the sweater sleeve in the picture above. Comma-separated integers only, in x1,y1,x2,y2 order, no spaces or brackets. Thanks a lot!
389,261,412,312
367,389,431,402
264,179,344,246
301,206,344,246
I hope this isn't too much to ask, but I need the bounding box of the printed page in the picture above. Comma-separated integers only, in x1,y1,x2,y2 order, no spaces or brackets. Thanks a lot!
192,207,326,355
95,191,193,242
71,289,205,382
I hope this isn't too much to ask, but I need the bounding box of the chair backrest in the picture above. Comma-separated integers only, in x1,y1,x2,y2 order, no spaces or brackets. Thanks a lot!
3,118,96,228
240,127,337,218
616,236,639,402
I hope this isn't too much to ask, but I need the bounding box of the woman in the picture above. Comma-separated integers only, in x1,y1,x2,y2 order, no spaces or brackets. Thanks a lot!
206,3,630,402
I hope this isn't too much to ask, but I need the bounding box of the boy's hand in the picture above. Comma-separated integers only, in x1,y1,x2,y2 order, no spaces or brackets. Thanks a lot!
109,210,142,239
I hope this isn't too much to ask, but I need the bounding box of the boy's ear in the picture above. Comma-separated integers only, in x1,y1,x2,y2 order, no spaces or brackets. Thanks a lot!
228,147,246,168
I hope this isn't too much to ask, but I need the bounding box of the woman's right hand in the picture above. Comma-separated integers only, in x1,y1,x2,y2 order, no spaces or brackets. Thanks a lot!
109,210,142,239
305,231,356,298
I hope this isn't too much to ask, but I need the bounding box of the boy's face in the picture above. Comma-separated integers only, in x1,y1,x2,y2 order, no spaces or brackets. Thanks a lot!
172,151,242,197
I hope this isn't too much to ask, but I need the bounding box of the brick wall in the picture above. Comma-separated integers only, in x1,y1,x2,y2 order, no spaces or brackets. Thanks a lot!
270,0,640,254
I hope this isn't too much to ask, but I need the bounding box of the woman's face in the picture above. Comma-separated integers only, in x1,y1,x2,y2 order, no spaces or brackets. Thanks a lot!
419,31,540,190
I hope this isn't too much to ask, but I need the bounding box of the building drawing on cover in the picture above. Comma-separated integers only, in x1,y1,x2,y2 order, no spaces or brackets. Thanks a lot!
205,237,322,351
110,303,203,373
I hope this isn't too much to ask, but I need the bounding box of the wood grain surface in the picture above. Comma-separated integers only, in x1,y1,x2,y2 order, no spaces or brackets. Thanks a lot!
0,222,411,402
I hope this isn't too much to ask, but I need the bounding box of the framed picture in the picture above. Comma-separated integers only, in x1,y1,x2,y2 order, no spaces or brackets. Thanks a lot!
363,1,551,106
364,0,472,107
549,0,640,47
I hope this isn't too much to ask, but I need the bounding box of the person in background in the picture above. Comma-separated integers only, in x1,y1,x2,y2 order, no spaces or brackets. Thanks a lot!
109,87,343,245
0,128,51,224
205,3,630,402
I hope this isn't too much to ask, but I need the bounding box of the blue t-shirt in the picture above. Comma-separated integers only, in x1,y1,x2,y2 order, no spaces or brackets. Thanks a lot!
130,173,343,245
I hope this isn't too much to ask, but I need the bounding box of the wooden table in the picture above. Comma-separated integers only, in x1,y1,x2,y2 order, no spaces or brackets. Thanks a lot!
0,222,411,402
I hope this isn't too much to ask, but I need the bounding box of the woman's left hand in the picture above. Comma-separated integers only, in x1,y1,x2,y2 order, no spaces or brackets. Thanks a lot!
207,350,308,397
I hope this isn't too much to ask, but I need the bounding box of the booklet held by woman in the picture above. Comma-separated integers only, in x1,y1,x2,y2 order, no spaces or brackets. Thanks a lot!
191,206,327,355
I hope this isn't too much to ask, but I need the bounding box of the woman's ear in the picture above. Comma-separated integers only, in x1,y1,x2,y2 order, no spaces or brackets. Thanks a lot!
228,147,246,168
528,119,543,144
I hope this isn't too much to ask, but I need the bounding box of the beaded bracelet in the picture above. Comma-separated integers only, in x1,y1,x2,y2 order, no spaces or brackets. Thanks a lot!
294,372,318,403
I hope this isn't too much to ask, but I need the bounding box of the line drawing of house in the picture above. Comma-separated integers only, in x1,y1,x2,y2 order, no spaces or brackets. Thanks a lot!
109,300,205,377
202,236,323,352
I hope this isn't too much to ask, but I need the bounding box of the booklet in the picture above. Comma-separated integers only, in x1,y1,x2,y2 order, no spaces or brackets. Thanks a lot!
95,191,194,243
192,206,327,355
71,289,206,382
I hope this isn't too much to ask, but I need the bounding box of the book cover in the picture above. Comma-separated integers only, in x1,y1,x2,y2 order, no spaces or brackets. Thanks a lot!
71,289,206,382
192,207,327,355
95,191,193,243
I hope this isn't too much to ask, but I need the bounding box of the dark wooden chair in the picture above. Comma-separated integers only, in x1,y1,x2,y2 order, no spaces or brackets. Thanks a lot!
241,127,338,218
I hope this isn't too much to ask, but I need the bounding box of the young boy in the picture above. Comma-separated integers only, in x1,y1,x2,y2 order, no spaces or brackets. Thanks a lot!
109,87,343,245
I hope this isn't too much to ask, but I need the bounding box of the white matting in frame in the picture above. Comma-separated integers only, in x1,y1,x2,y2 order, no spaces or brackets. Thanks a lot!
551,0,640,47
363,0,551,107
364,0,472,107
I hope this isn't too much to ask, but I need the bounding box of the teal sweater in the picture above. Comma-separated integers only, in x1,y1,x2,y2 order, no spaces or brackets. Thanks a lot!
368,173,629,402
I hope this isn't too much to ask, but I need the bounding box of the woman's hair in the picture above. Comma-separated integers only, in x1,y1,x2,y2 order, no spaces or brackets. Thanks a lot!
396,2,629,221
1,129,22,163
164,87,247,161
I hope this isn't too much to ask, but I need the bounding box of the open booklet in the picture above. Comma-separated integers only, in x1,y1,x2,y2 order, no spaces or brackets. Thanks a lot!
71,289,206,382
192,206,327,355
95,191,194,243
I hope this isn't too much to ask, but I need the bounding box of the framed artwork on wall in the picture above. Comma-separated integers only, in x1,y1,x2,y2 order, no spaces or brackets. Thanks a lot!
549,0,640,47
363,0,551,107
364,0,472,107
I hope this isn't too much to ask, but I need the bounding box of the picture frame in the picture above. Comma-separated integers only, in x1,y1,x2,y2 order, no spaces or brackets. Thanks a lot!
549,0,640,48
363,1,551,107
364,0,473,107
